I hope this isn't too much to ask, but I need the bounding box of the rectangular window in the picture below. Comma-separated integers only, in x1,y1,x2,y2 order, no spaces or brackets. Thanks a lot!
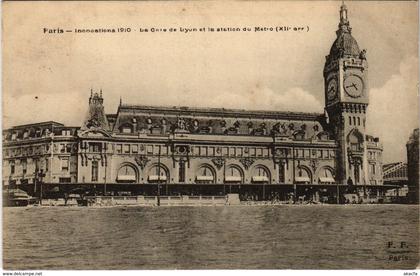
257,148,263,156
179,161,185,183
236,148,243,157
91,161,98,182
59,177,71,183
263,149,269,157
147,145,153,154
229,147,235,156
10,160,15,175
116,144,122,154
222,147,228,156
45,158,49,172
89,143,102,153
61,158,69,172
208,147,215,156
123,144,130,153
154,145,161,155
34,158,39,172
351,143,360,151
161,145,168,155
132,144,138,153
22,159,27,175
279,163,285,183
370,164,376,175
250,148,256,156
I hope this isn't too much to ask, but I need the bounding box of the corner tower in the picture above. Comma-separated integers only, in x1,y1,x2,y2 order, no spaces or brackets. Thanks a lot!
324,3,369,185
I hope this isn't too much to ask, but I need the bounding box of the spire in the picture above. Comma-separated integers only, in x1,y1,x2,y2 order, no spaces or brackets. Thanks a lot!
100,89,103,98
337,1,351,35
340,1,348,25
119,96,122,106
325,2,361,63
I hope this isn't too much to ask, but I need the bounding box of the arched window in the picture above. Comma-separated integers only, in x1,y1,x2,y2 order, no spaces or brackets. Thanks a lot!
120,123,133,134
196,166,215,184
225,165,243,183
252,165,270,183
318,167,335,184
347,129,363,151
92,160,99,182
279,163,285,183
148,164,168,183
117,164,137,183
295,167,311,184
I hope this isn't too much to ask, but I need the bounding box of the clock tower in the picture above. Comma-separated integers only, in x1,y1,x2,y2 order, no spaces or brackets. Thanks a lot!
324,3,369,186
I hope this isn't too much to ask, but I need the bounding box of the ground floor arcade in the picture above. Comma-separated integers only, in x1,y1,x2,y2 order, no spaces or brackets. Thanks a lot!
8,182,400,204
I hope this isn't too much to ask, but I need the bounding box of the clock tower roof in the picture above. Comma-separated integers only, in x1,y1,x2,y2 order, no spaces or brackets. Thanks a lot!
327,3,361,61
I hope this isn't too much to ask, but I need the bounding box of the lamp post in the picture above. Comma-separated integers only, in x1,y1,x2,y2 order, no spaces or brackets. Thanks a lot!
157,145,162,207
37,169,46,205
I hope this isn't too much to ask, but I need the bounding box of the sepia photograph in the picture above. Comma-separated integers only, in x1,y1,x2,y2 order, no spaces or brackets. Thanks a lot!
1,0,419,271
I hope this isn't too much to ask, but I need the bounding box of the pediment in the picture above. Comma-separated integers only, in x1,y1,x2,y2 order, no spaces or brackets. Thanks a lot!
79,128,112,138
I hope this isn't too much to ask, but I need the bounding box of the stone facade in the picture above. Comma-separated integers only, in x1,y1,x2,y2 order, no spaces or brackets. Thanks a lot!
2,4,384,198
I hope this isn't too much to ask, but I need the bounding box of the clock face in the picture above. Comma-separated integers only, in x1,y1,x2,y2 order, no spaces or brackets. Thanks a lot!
327,78,338,101
344,74,364,98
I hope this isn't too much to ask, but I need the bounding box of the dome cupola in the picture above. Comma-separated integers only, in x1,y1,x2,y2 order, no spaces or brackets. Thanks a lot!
327,3,362,61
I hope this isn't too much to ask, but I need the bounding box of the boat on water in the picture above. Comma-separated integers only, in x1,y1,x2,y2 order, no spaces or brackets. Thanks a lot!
3,189,37,207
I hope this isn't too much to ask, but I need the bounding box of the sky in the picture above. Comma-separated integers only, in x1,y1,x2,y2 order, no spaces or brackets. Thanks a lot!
2,1,419,163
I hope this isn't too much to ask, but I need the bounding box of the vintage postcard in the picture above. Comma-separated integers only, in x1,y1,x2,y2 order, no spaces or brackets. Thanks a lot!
2,0,419,272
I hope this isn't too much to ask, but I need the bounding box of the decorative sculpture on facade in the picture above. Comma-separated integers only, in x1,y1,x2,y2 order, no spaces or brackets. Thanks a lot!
211,158,225,170
239,158,255,170
177,117,187,130
310,159,319,172
135,155,149,169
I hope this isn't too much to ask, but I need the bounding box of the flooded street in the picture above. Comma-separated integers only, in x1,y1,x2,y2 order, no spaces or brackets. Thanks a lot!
3,205,419,269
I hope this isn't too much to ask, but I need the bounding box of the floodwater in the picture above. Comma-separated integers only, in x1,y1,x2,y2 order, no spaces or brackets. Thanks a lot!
3,205,419,269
